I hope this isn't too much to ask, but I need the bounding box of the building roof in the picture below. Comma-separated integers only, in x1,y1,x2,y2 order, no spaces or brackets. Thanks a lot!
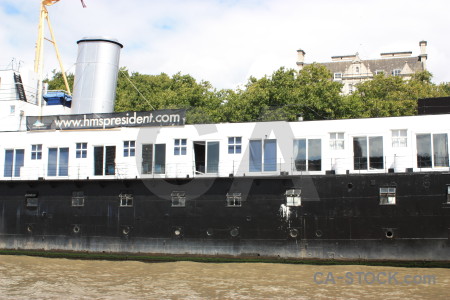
312,56,424,75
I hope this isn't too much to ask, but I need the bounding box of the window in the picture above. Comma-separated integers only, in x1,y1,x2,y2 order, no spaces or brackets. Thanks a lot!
228,137,242,154
294,139,321,171
348,84,354,93
142,143,166,174
447,186,450,204
31,144,42,160
174,139,187,155
334,73,342,80
353,136,383,170
26,197,38,208
392,69,401,76
76,143,87,158
330,133,344,150
417,133,449,168
392,130,407,148
226,193,242,207
286,189,301,206
48,148,69,176
94,146,116,176
375,70,384,75
249,139,277,172
355,66,360,73
119,193,133,207
380,187,396,205
123,141,135,157
10,105,15,114
171,191,186,207
4,149,24,177
71,191,85,207
25,192,38,208
142,144,153,174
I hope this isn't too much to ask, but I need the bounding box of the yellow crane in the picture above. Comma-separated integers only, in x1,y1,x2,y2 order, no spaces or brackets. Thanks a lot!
34,0,86,108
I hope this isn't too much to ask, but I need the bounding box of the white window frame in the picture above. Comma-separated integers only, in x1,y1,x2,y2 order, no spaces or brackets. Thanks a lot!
392,69,401,76
329,132,345,150
119,193,133,207
171,191,186,207
392,130,407,148
71,191,85,207
123,141,136,157
416,133,449,168
174,138,187,156
286,189,301,207
31,144,42,160
228,137,242,154
380,187,396,205
226,193,242,207
333,73,342,80
76,142,87,158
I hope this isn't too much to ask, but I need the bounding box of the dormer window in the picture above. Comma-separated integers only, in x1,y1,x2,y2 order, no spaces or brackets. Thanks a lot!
392,69,401,76
355,66,360,73
334,73,342,80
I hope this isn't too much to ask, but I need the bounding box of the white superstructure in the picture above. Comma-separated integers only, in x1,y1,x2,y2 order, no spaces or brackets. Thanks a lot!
1,113,449,180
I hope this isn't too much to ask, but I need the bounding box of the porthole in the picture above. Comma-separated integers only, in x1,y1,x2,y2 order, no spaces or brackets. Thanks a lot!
385,230,394,239
289,228,299,238
122,226,130,235
315,230,323,238
230,227,239,237
174,228,182,236
206,228,214,236
347,183,353,190
26,225,33,233
73,225,80,234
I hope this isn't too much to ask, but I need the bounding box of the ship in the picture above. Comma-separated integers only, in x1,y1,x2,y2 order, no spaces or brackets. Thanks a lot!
1,3,450,263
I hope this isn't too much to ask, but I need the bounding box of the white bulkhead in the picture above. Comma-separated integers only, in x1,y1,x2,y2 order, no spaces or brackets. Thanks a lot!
0,113,449,180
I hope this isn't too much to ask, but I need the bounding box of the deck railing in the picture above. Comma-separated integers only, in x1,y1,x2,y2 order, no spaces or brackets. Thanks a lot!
1,155,450,180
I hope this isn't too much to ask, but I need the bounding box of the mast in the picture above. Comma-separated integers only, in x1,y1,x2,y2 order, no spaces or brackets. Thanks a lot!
34,0,85,115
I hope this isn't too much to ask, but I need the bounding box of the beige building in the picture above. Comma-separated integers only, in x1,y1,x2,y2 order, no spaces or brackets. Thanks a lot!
297,41,428,94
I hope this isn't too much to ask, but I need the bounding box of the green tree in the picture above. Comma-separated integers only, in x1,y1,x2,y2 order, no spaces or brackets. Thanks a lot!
351,71,450,117
114,69,224,124
43,70,74,92
43,65,450,124
223,64,344,122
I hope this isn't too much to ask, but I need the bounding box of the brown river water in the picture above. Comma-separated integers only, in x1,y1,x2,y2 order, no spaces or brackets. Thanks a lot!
0,255,449,299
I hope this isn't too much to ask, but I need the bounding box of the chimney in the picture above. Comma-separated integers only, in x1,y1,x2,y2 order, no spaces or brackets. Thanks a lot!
296,49,306,71
419,40,427,70
71,37,123,115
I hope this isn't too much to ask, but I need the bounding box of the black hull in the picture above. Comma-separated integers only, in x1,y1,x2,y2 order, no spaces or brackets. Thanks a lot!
1,172,450,261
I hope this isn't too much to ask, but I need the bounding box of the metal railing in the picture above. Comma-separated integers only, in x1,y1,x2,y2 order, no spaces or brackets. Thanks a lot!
1,155,450,181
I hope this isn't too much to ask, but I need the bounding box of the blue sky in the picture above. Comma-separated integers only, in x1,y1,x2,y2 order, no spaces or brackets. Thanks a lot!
1,0,449,89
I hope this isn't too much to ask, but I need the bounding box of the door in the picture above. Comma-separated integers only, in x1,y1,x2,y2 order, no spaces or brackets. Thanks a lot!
94,146,116,175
